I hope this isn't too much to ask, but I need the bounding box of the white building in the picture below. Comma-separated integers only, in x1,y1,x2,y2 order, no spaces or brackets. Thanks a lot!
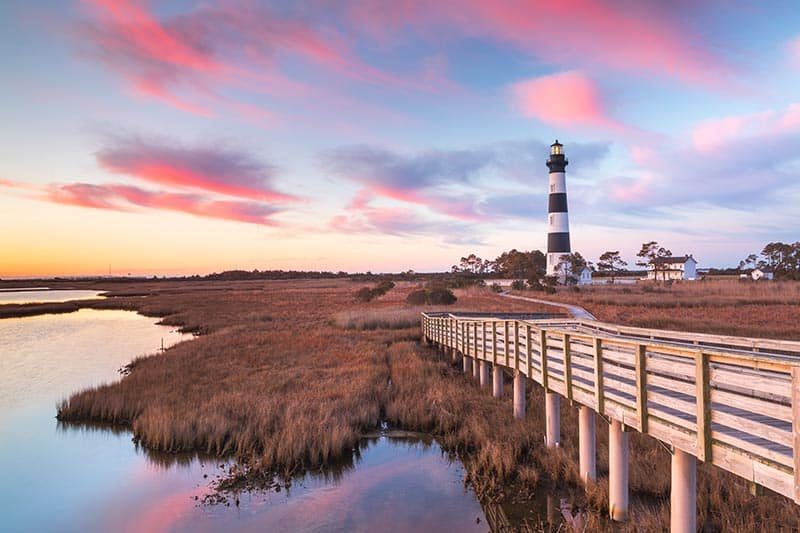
751,268,774,281
578,267,592,285
646,255,698,281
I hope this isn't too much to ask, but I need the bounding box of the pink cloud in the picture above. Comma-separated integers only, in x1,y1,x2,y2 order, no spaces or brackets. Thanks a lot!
347,0,731,88
510,71,623,131
73,0,454,119
95,135,296,203
45,182,282,226
0,178,40,191
607,174,654,204
691,103,800,152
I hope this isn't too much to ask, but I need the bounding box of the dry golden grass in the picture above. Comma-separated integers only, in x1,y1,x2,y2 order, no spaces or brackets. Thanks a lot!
333,308,423,330
44,278,800,530
536,279,800,340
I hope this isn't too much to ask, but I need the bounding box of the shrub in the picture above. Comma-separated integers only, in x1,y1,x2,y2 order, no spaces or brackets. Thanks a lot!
354,287,376,302
427,287,457,305
405,288,457,305
511,280,526,291
375,280,395,294
406,289,428,305
354,280,396,302
490,283,503,293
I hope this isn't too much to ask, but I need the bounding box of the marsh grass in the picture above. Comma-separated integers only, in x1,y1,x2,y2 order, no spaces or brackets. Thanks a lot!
333,308,422,330
49,278,800,530
526,279,800,340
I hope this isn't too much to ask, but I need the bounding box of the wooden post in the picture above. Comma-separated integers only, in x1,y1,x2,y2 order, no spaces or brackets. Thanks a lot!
540,329,549,391
563,333,573,401
594,338,604,415
473,322,479,361
670,448,697,533
513,371,526,420
504,321,510,367
526,324,533,380
492,364,504,398
546,392,560,447
792,367,800,503
609,418,629,522
635,344,648,433
482,321,487,360
696,352,711,462
579,405,596,484
514,320,520,371
492,321,497,365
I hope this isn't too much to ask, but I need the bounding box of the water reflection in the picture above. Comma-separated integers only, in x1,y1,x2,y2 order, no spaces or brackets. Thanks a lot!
0,289,104,305
170,431,487,533
0,298,489,533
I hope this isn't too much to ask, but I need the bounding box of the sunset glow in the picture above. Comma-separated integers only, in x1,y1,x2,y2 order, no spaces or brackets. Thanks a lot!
2,1,800,276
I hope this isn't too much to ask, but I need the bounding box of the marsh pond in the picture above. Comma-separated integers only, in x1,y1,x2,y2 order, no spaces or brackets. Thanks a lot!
0,291,489,532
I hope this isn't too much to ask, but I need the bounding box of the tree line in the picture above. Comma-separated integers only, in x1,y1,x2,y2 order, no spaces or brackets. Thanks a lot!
739,242,800,280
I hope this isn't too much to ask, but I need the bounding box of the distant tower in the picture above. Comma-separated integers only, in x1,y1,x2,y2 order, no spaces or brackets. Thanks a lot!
546,140,570,276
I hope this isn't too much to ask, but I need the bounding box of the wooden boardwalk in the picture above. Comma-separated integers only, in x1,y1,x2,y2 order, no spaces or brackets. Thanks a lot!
420,312,800,510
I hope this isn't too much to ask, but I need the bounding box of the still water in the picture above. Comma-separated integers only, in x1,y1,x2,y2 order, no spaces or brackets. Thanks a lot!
0,289,103,304
0,297,486,532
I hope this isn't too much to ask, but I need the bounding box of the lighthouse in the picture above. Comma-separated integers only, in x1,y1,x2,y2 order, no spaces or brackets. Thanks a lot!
546,140,570,276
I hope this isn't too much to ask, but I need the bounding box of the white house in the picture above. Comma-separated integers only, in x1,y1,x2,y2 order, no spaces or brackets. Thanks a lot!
578,267,592,285
751,268,774,281
483,278,516,288
646,255,698,281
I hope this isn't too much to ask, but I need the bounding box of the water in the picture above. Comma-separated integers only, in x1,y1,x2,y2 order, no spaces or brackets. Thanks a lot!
0,294,487,532
0,289,103,304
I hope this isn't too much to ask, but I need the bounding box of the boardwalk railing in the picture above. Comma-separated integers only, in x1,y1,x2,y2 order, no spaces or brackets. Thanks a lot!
421,312,800,531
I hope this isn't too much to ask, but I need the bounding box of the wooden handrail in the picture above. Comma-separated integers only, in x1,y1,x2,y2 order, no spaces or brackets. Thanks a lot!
421,312,800,503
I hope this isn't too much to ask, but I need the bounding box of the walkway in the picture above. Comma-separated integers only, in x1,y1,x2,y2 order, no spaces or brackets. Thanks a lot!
499,291,597,320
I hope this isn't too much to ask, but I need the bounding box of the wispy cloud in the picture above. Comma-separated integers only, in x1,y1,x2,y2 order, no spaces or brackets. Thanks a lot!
345,0,733,88
46,182,282,226
72,0,455,117
95,133,296,203
587,103,800,216
322,139,612,237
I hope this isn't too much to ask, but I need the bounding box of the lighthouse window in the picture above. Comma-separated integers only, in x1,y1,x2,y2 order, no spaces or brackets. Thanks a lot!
549,215,553,224
550,184,555,192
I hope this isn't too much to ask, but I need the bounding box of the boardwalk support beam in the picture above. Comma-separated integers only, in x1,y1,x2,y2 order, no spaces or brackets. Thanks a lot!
546,392,561,447
492,365,504,398
579,405,596,484
513,371,526,420
670,448,697,533
609,419,629,522
479,360,489,387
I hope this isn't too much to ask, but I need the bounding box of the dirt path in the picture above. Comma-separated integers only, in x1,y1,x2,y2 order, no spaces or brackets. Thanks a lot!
499,292,597,321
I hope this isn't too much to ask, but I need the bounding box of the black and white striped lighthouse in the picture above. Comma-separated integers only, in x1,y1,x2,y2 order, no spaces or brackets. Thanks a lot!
546,140,570,276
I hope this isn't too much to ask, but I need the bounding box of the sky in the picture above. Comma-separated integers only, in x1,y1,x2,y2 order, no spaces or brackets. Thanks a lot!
2,1,800,277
